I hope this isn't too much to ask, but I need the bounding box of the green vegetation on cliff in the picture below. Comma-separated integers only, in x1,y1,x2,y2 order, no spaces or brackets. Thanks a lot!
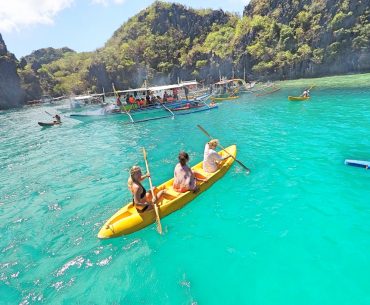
16,0,370,100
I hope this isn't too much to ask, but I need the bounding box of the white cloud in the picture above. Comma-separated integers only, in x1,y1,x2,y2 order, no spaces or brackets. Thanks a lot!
0,0,74,32
91,0,126,6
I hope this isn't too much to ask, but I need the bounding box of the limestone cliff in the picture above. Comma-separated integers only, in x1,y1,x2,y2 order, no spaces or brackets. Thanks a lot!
0,34,25,109
240,0,370,79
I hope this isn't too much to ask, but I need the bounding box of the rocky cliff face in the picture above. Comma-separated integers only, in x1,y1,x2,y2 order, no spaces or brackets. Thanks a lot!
241,0,370,79
0,34,25,109
21,47,75,71
18,47,75,100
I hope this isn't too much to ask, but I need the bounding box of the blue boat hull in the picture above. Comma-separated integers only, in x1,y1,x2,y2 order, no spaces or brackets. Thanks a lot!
345,159,370,169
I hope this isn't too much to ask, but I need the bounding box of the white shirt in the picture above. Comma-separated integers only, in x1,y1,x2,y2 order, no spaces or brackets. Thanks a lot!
203,143,222,173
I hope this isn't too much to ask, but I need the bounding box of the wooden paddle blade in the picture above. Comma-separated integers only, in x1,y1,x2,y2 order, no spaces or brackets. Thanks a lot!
197,124,212,139
236,159,251,174
142,147,147,159
154,205,163,234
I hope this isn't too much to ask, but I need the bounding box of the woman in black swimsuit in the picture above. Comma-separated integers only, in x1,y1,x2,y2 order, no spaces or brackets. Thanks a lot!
128,166,166,213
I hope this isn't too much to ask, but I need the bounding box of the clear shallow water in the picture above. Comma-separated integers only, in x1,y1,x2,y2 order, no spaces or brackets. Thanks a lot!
1,86,370,305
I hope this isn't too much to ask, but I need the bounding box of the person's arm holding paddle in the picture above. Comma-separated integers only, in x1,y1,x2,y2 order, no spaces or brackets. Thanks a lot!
203,139,231,173
198,125,251,174
142,148,166,234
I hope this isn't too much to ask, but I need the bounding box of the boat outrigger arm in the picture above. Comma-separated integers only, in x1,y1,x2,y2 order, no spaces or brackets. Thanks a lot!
122,108,134,123
161,103,175,118
195,93,211,108
112,82,135,123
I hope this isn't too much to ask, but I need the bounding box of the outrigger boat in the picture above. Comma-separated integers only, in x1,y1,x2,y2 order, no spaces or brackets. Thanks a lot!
69,82,215,123
114,82,215,123
69,94,105,110
209,78,256,102
98,145,236,238
210,79,251,101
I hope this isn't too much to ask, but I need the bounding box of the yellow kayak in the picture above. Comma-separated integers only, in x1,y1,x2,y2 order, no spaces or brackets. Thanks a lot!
97,145,237,238
288,96,310,101
211,96,240,102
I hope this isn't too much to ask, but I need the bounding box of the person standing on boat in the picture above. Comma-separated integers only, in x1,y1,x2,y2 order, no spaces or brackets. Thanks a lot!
184,86,189,101
128,166,166,213
116,94,122,107
146,92,151,105
203,139,230,173
173,88,179,100
163,91,168,102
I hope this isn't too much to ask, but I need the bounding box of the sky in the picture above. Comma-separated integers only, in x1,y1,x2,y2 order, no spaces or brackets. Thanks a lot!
0,0,250,59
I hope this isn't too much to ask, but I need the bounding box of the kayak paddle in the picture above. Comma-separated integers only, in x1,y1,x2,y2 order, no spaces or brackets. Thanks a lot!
197,125,251,174
142,148,163,234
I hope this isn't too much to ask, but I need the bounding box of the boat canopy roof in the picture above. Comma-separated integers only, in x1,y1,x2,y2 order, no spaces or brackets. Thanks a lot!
149,84,182,91
214,79,246,85
74,95,92,100
117,87,148,94
116,81,199,94
180,80,198,87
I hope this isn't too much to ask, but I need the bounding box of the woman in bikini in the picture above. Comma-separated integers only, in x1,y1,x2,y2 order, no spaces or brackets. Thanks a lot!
128,166,165,212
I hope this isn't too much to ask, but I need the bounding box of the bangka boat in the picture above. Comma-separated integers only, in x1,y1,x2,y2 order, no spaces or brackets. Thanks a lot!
69,94,105,109
112,82,215,123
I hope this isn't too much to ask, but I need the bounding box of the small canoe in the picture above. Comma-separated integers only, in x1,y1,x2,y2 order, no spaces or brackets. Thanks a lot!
211,96,240,102
288,96,310,101
344,159,370,169
98,145,237,238
38,122,60,127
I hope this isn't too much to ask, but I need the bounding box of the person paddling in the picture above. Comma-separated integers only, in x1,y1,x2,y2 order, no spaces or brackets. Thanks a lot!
203,139,231,173
301,89,310,98
173,152,206,193
53,114,61,124
127,166,166,213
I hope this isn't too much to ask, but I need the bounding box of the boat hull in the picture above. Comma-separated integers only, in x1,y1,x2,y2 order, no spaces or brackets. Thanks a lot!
38,122,58,127
98,145,237,238
170,104,203,111
345,159,370,169
211,96,239,102
288,96,310,101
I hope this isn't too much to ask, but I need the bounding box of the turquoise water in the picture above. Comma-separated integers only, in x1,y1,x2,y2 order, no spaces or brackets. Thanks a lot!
1,86,370,305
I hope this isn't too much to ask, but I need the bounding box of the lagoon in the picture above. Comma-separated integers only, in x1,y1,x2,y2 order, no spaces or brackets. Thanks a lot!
1,75,370,304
